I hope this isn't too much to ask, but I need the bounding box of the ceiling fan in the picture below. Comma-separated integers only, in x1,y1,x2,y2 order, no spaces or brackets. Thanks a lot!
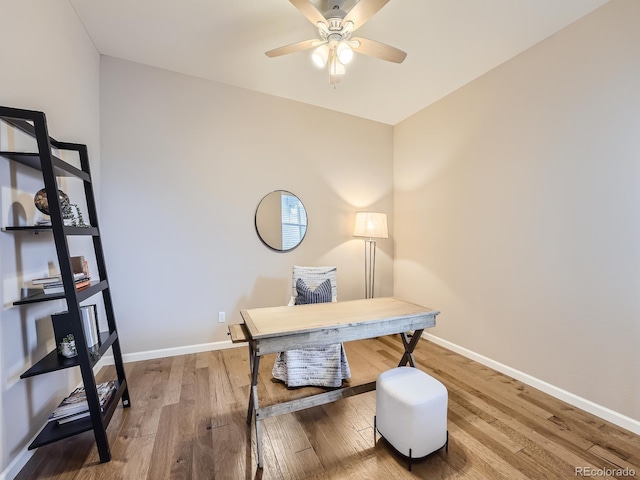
266,0,406,86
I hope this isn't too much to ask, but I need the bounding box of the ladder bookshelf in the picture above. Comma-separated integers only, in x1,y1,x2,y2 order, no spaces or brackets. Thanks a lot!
0,105,130,462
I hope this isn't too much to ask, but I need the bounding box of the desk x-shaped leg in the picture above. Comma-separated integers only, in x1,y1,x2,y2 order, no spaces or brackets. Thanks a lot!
398,329,424,367
246,328,424,469
246,341,264,468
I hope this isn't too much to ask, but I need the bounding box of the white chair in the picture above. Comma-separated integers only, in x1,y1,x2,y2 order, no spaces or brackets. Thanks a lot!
271,266,351,388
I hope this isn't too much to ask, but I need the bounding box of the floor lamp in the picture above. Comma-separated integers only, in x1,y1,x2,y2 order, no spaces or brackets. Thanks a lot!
353,212,388,299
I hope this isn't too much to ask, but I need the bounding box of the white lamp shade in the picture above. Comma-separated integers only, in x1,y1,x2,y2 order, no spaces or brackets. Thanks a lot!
312,44,329,68
353,212,388,239
337,41,353,64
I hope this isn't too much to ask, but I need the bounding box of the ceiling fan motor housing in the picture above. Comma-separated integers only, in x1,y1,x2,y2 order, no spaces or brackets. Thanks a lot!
324,0,346,22
325,0,345,11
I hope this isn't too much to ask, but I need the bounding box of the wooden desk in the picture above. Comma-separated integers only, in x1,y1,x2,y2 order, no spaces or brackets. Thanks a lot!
239,296,440,468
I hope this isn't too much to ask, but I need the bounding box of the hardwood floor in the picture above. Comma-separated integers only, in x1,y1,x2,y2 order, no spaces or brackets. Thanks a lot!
15,337,640,479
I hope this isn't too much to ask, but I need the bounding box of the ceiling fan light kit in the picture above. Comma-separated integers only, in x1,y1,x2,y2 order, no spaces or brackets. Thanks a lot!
266,0,406,87
312,44,330,67
336,41,353,64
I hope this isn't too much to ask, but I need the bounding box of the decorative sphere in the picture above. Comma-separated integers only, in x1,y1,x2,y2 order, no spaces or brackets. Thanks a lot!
34,188,71,216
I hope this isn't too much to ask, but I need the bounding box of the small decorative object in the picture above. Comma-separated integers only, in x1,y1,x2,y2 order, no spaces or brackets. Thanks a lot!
68,204,88,227
80,305,100,348
34,188,71,217
58,334,77,358
33,188,89,227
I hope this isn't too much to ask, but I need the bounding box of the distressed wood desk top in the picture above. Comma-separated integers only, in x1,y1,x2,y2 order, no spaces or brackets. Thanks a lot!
240,297,439,355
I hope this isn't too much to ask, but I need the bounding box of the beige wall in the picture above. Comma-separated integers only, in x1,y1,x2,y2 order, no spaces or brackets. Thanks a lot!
99,56,394,354
394,0,640,421
0,0,100,475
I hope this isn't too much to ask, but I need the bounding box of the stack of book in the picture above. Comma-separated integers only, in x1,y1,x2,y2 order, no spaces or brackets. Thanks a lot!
34,218,77,227
48,381,117,425
26,256,91,295
33,272,91,294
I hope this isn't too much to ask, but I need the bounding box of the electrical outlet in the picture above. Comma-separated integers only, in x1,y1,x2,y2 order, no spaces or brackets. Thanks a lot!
218,311,225,323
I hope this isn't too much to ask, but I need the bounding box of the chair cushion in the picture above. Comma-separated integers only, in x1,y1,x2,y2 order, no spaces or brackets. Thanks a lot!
292,266,337,302
295,278,332,305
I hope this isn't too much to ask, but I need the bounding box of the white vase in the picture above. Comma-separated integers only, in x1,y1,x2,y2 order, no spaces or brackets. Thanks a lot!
60,341,77,358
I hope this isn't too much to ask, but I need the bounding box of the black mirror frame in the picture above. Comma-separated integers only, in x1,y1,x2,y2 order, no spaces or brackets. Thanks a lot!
254,190,308,252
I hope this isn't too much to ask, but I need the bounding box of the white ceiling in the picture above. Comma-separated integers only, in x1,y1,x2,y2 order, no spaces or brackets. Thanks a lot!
68,0,609,125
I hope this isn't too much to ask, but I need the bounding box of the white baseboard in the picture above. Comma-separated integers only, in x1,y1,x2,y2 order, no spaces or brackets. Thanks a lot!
99,339,240,366
1,449,33,480
423,332,640,435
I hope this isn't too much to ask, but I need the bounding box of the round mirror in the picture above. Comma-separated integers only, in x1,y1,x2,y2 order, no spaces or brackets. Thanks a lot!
255,190,308,252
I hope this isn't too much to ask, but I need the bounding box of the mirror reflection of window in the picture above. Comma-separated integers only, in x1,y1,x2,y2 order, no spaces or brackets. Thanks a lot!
281,193,307,250
255,190,308,252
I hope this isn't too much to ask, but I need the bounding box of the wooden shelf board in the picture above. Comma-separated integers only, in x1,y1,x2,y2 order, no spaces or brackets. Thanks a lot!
3,225,98,236
20,349,79,378
28,379,127,450
3,225,52,233
13,289,65,305
13,280,108,306
20,331,117,378
0,151,90,181
0,151,41,170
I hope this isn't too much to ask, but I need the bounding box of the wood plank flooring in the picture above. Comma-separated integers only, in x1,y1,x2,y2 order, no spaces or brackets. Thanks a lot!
15,337,640,479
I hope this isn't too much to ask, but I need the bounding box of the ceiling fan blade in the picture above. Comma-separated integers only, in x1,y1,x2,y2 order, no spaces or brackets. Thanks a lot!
265,39,321,58
289,0,327,27
342,0,390,31
351,37,406,63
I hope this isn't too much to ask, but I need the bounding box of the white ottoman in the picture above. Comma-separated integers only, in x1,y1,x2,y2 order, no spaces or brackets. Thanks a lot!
375,367,448,470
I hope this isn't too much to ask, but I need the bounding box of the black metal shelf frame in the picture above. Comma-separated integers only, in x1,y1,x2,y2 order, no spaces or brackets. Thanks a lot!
0,105,130,463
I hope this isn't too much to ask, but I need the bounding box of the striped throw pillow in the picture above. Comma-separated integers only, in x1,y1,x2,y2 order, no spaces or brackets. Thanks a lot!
295,278,332,305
